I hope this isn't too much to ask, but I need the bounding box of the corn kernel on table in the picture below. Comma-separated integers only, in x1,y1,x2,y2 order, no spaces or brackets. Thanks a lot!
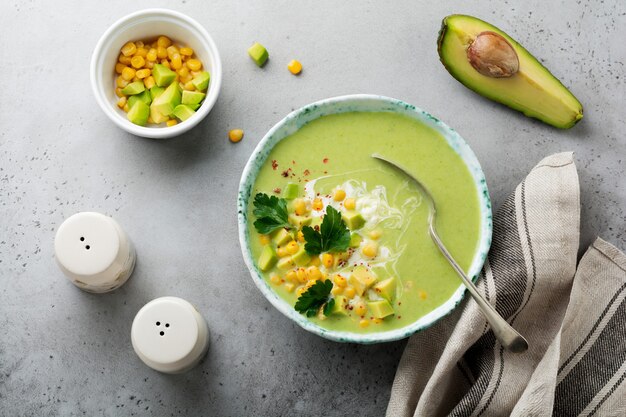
1,1,624,416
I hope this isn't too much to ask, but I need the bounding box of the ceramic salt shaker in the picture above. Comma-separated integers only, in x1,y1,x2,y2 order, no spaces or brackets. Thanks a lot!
131,297,210,374
54,212,136,293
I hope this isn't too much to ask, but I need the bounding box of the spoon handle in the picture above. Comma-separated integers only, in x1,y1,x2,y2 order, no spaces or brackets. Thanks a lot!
429,225,529,353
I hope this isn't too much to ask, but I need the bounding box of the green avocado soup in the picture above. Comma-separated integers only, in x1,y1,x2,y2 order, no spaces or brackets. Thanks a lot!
248,112,481,333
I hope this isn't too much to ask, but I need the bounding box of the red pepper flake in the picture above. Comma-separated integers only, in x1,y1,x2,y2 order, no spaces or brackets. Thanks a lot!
323,158,329,164
292,160,296,165
271,160,278,170
323,171,328,174
397,316,402,319
303,169,310,176
273,188,281,194
281,170,289,178
314,225,320,232
398,302,402,306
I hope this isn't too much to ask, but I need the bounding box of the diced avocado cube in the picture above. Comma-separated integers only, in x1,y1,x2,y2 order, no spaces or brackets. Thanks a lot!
172,104,196,122
121,81,145,96
187,103,201,111
150,106,168,124
272,229,293,246
150,86,165,100
152,63,177,87
126,100,150,126
349,266,377,296
277,256,295,270
328,296,348,316
342,211,366,230
151,82,181,117
191,71,211,91
373,277,396,302
349,233,362,248
258,246,277,272
182,90,206,106
248,42,269,67
128,89,152,108
292,247,311,266
282,183,299,200
288,214,312,228
367,299,394,319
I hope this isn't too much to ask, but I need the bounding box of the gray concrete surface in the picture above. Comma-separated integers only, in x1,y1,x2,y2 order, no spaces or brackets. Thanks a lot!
1,0,624,416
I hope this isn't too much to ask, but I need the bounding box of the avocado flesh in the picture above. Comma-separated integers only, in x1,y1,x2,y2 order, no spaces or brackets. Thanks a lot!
437,14,583,129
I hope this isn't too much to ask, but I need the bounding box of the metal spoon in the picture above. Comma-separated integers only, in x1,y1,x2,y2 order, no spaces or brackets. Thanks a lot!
372,153,528,353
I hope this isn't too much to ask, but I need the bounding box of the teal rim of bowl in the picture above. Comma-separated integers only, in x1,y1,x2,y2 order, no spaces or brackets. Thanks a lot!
237,94,492,344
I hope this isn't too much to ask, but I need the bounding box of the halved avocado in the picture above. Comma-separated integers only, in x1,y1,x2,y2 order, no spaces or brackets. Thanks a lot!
437,14,583,128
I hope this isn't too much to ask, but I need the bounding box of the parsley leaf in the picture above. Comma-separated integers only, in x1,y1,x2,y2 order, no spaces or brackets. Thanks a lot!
252,193,291,234
294,279,335,317
302,205,351,255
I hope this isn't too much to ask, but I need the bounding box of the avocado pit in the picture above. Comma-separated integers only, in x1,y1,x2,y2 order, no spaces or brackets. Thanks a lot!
467,31,519,78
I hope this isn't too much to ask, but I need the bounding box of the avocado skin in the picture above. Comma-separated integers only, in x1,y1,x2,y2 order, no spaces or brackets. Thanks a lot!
437,15,583,129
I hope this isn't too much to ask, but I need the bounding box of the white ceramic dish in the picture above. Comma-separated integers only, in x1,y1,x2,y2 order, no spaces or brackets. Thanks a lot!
238,95,493,344
90,9,222,139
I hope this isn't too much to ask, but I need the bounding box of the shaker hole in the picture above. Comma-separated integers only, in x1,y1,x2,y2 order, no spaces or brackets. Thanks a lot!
165,323,170,328
85,245,90,250
80,237,85,241
156,321,161,326
159,331,165,336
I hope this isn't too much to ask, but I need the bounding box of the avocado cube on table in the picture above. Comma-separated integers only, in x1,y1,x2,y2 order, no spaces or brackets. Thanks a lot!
152,63,177,87
342,211,365,230
292,246,311,266
349,233,362,248
128,89,152,108
126,101,150,126
151,82,181,117
277,256,295,270
192,71,211,91
150,86,165,100
182,90,206,106
248,42,269,67
121,81,145,96
172,104,196,121
282,183,299,200
367,299,394,319
349,266,377,296
288,214,312,228
373,277,396,302
328,296,348,316
258,246,277,272
272,228,293,246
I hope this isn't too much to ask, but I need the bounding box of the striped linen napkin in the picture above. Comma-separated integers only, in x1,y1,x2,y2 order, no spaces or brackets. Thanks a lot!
386,152,626,417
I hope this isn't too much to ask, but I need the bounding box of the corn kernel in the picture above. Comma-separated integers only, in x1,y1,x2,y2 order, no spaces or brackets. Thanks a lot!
115,63,126,74
160,59,171,69
359,319,370,328
285,283,295,293
116,96,127,109
131,55,145,69
177,67,189,78
146,48,158,62
344,198,356,210
286,241,299,255
285,270,298,283
134,47,148,58
118,54,132,65
229,129,244,143
312,198,324,211
171,54,183,70
331,286,343,296
307,266,322,281
296,286,307,297
145,61,154,69
270,274,282,285
297,230,305,242
166,45,179,59
116,76,129,88
344,287,356,299
362,242,378,258
355,302,367,316
183,81,195,91
121,67,135,81
186,58,202,71
166,119,178,127
293,198,307,216
143,76,156,89
157,36,172,48
333,274,347,288
321,253,334,268
123,103,130,112
419,290,428,300
287,59,302,75
179,46,193,56
309,256,321,267
136,68,151,79
259,234,270,245
156,46,168,59
334,189,346,201
121,41,137,57
368,229,382,240
277,247,288,258
115,87,125,97
296,267,308,283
